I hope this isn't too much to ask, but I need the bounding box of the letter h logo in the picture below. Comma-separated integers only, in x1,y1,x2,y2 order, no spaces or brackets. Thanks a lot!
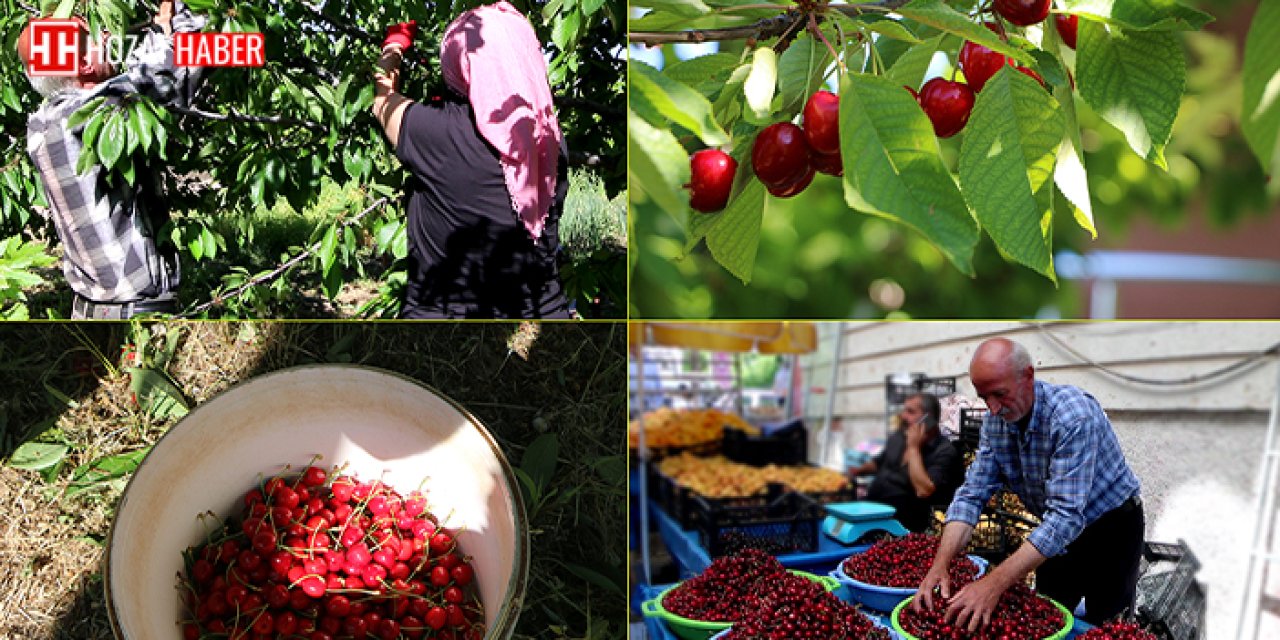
27,19,81,76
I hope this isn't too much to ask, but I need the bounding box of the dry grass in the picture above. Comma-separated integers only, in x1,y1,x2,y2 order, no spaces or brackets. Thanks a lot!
0,321,626,640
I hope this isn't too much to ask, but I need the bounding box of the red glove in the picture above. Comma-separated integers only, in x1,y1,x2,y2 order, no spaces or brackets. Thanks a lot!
383,20,418,52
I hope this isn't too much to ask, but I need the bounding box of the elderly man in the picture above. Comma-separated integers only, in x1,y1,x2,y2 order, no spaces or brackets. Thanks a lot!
851,392,963,533
914,338,1144,629
20,1,205,318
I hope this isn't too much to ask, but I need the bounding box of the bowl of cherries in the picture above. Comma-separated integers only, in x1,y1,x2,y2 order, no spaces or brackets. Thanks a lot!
103,365,528,640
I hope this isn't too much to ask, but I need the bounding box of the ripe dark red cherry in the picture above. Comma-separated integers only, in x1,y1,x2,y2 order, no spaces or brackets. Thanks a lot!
959,40,1012,93
802,90,840,155
687,149,737,213
995,0,1051,26
766,166,815,198
752,122,811,188
917,78,975,138
1016,65,1046,88
1056,13,1079,49
811,150,843,177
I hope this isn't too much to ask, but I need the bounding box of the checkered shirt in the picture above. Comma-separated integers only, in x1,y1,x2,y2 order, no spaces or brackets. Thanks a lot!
26,6,206,303
945,380,1141,558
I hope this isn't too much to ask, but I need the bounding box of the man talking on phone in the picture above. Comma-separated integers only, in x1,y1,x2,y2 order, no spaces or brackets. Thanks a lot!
850,392,964,532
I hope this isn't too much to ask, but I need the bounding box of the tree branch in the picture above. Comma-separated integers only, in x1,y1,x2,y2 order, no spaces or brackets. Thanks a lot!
179,196,391,318
628,0,909,46
17,0,38,14
168,105,326,132
299,1,433,68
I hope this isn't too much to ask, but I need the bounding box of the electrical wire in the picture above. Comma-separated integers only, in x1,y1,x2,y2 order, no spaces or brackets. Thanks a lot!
1033,323,1280,387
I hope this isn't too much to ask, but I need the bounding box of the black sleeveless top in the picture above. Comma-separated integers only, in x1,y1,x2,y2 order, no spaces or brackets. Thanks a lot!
394,97,570,318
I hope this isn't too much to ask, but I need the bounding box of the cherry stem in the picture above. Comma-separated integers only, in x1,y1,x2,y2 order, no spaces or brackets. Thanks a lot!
809,14,846,75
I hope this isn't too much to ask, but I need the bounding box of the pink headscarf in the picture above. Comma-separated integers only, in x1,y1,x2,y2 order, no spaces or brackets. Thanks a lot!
440,1,563,241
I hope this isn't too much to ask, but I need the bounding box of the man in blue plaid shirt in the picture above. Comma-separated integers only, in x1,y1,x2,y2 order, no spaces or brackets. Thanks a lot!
21,1,205,318
913,338,1144,630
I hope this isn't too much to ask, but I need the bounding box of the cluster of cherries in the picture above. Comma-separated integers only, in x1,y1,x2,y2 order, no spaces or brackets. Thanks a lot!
720,571,891,639
685,0,1082,213
663,549,888,639
841,533,980,591
178,465,484,640
1077,620,1159,640
897,583,1066,640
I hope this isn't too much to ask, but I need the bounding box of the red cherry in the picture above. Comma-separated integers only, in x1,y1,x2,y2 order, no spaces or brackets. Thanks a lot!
917,78,975,138
1016,65,1046,88
1055,13,1079,49
959,40,1012,93
302,466,327,487
751,122,811,188
802,90,840,155
686,149,737,213
425,606,448,630
430,565,451,586
450,564,474,587
810,150,843,177
994,0,1051,26
766,166,815,199
429,532,454,556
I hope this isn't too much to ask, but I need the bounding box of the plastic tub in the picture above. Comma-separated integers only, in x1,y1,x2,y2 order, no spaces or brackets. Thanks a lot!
104,365,529,640
830,554,989,613
891,594,1074,640
642,570,838,640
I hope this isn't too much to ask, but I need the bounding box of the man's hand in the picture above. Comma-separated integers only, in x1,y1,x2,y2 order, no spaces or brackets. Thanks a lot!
912,564,952,613
944,574,1006,633
383,20,418,53
905,420,926,450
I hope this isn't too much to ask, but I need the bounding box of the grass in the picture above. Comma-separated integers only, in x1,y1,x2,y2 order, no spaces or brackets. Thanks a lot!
0,321,626,639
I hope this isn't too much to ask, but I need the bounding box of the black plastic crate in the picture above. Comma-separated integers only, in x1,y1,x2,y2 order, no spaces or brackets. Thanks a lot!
1136,539,1205,640
695,490,823,558
959,407,989,454
722,419,807,467
654,467,778,529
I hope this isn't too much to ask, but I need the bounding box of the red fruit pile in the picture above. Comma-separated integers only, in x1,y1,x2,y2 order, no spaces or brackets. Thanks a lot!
721,571,891,640
897,584,1065,640
740,90,844,202
1077,620,1159,640
842,533,981,591
178,465,484,640
661,548,787,622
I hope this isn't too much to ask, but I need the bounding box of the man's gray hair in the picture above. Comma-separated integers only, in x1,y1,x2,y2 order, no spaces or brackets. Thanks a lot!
1008,340,1034,377
26,72,78,99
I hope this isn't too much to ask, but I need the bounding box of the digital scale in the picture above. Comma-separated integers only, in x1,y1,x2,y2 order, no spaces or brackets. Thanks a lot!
822,501,909,545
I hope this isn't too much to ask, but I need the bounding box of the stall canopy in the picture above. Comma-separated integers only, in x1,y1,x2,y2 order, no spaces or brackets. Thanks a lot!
629,322,817,354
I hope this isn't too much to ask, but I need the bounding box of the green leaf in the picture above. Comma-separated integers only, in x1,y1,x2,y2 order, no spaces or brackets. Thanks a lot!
319,225,338,275
742,47,777,124
1077,22,1184,169
887,34,944,90
66,97,106,131
664,53,742,100
637,0,711,17
67,447,151,497
188,231,204,260
133,101,154,155
123,107,140,156
1241,0,1280,177
704,179,766,283
838,73,978,276
960,67,1065,282
1050,55,1097,238
201,226,218,260
127,368,189,419
97,110,126,171
8,442,68,471
627,109,690,213
855,14,922,44
712,64,753,131
563,562,625,596
630,60,728,147
1029,49,1069,89
1061,0,1213,31
120,158,136,186
777,36,831,116
552,8,582,50
897,0,1033,65
75,145,99,177
520,433,559,492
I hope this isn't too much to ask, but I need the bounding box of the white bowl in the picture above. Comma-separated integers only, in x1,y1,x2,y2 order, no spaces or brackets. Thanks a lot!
104,365,529,639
